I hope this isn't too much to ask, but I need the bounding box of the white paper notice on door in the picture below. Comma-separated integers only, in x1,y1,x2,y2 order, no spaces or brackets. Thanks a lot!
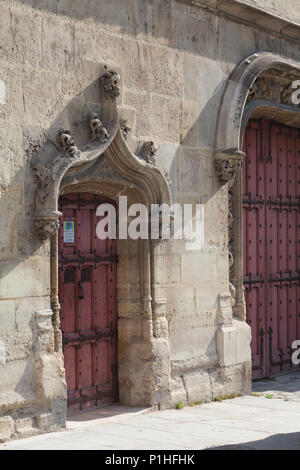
64,221,75,243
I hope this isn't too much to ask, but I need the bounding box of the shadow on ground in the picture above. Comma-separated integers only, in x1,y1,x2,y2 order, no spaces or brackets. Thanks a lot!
253,370,300,394
207,432,300,450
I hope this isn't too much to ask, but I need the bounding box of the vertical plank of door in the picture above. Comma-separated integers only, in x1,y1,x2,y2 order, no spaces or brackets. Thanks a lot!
287,131,297,349
296,134,300,342
278,129,288,357
265,124,278,373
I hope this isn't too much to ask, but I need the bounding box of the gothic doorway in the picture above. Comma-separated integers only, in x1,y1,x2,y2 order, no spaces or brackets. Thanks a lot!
243,119,300,379
58,192,118,410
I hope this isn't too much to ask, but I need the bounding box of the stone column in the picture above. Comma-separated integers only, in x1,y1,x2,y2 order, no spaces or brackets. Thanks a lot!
215,151,251,388
231,167,246,321
50,231,62,352
215,150,245,317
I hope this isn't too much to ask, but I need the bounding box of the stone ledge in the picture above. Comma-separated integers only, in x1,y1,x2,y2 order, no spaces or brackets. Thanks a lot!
177,0,300,43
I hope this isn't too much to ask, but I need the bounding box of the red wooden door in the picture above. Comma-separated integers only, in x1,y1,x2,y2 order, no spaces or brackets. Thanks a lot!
243,120,300,379
58,192,118,410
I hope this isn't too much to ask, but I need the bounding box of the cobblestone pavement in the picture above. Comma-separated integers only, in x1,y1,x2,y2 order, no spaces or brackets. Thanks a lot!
1,371,300,450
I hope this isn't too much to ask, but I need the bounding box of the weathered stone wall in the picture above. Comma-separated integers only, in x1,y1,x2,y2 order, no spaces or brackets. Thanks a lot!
0,0,299,441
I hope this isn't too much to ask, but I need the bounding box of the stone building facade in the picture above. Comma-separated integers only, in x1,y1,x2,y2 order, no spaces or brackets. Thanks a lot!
0,0,299,442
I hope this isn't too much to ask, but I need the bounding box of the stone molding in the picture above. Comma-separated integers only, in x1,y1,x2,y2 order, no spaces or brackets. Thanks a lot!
177,1,300,43
247,75,300,108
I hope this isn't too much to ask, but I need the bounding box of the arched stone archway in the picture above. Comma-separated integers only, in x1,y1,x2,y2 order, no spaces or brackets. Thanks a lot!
31,67,173,413
214,51,300,321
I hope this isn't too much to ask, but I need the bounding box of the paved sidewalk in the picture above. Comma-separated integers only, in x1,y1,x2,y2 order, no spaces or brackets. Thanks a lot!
1,371,300,450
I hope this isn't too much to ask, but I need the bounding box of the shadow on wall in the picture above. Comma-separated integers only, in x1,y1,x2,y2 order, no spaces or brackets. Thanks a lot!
0,53,231,403
0,60,228,270
0,73,116,272
18,0,300,63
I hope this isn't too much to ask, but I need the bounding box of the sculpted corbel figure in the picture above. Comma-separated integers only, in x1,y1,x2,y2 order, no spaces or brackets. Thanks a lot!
34,217,60,241
215,157,243,185
89,113,110,143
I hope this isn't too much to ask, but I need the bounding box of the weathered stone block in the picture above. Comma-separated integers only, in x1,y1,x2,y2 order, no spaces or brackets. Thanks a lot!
23,67,63,128
0,4,42,68
180,100,200,147
0,256,50,299
181,253,218,284
150,95,180,142
166,285,195,315
170,316,217,372
123,42,183,97
216,325,237,367
15,416,37,439
37,354,67,401
0,186,23,260
211,363,251,399
0,300,15,336
0,416,15,442
123,91,151,138
10,7,42,68
41,15,74,72
183,369,212,403
0,359,36,404
235,319,252,365
170,375,187,406
133,0,176,46
178,147,210,193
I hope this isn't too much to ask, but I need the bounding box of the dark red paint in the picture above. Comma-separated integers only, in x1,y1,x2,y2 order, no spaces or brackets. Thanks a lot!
58,193,118,410
243,120,300,379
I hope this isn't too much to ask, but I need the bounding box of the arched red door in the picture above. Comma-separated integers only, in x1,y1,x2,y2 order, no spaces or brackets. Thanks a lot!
243,120,300,379
58,192,118,410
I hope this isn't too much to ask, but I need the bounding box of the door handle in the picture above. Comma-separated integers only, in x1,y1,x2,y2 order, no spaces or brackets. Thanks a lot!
78,281,84,299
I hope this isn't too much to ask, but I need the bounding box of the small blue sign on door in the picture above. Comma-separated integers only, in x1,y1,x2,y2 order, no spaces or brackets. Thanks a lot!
64,221,75,243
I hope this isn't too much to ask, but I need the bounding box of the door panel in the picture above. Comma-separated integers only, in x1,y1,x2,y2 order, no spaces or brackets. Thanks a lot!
243,120,300,379
58,192,118,410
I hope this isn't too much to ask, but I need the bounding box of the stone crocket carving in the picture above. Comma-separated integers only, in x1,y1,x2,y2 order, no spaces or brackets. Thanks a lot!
59,130,80,157
31,161,52,205
142,141,158,165
120,120,131,140
89,113,110,142
100,66,120,99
